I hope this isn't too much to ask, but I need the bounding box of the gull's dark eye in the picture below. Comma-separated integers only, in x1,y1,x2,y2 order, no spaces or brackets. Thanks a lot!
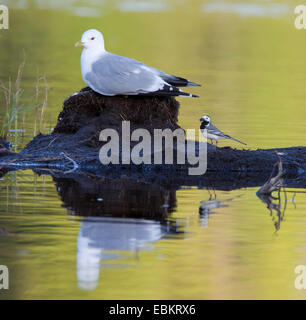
90,37,95,40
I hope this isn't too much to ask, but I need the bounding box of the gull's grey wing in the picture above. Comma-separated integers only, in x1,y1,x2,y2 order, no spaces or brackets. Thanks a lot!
142,64,200,87
84,53,165,96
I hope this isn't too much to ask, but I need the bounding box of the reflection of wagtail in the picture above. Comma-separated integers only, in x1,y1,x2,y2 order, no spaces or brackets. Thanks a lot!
199,115,246,145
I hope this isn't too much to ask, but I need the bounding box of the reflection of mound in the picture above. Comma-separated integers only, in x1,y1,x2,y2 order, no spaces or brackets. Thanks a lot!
53,174,177,219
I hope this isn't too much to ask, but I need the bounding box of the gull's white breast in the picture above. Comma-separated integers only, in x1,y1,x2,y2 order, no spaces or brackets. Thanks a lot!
81,49,105,83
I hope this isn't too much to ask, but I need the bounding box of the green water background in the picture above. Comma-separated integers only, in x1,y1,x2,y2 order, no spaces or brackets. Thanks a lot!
0,0,306,299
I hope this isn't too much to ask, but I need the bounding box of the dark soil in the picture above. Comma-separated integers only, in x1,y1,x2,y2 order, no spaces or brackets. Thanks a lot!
0,138,12,156
54,87,180,147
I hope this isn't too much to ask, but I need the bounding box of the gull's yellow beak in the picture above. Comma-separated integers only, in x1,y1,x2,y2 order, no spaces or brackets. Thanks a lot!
75,41,85,47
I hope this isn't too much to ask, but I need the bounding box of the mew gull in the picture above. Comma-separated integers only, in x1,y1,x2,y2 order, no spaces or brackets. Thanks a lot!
75,29,200,97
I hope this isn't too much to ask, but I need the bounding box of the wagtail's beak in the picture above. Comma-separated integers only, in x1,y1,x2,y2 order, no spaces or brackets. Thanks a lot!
75,41,85,47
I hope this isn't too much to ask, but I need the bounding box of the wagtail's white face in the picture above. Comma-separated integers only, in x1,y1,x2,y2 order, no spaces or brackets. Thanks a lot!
199,115,211,124
75,29,105,50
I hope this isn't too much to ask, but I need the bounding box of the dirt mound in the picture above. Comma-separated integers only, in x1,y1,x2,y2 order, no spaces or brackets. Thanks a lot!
1,88,306,186
53,87,181,147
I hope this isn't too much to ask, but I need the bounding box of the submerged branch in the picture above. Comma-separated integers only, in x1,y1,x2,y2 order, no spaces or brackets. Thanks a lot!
257,152,284,195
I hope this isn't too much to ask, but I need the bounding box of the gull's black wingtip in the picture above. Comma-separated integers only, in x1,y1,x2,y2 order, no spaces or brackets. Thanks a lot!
179,91,199,98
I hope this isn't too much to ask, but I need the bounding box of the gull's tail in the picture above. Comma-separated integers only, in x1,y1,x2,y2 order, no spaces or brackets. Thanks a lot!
137,84,199,98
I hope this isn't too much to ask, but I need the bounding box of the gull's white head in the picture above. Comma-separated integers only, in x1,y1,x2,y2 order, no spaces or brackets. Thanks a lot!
75,29,105,51
199,115,211,124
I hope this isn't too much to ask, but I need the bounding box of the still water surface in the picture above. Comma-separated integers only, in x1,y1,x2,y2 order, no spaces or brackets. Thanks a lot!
0,1,306,299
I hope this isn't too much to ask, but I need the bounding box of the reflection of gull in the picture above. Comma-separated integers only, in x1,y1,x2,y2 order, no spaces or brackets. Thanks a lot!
77,233,101,290
77,217,170,290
